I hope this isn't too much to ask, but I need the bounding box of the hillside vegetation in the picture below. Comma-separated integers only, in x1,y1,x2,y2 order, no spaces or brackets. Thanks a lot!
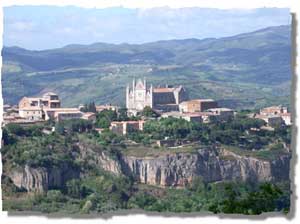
2,25,291,109
1,115,291,214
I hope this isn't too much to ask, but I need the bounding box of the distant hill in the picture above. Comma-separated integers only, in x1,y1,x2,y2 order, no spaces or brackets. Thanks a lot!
2,25,292,109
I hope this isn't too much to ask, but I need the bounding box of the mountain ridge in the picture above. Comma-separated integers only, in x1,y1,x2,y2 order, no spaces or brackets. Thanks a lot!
2,25,292,109
3,24,290,52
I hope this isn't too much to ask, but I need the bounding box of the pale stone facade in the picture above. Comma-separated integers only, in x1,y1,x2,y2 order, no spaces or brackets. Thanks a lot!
161,111,203,123
260,105,288,116
126,79,188,115
18,92,61,120
255,105,292,126
126,79,153,115
81,112,97,122
18,92,87,122
43,108,83,121
179,99,218,113
207,108,234,121
110,120,145,135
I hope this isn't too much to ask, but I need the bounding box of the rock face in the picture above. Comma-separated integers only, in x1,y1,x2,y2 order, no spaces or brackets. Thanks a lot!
5,142,122,193
77,142,122,175
7,164,80,193
119,147,290,187
5,144,290,192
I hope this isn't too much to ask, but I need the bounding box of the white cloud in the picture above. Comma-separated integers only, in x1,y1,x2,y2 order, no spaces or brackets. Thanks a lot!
3,6,291,50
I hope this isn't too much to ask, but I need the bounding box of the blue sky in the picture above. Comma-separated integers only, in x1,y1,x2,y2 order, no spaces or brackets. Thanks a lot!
4,6,291,50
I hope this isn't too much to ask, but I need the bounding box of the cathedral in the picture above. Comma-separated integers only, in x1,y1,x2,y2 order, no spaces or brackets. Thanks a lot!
126,79,188,115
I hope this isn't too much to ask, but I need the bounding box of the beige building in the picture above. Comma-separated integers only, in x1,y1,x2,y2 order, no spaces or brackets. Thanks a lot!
161,112,203,123
18,107,44,121
256,105,291,126
206,108,234,121
179,99,218,113
110,120,145,135
82,112,97,122
260,105,288,116
44,108,83,122
17,93,97,123
18,92,61,120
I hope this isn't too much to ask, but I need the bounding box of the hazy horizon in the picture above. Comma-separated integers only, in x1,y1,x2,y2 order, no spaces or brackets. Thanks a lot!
4,6,291,50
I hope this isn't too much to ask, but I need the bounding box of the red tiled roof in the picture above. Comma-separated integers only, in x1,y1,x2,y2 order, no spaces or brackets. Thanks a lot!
153,88,174,93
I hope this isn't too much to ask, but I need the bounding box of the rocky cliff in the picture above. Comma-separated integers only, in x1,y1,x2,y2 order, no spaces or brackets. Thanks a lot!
5,141,122,192
6,164,80,192
5,144,290,192
119,147,290,187
77,141,122,175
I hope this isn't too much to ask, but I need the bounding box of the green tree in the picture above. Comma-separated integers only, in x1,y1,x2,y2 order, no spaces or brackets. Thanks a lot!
117,107,129,121
141,106,159,118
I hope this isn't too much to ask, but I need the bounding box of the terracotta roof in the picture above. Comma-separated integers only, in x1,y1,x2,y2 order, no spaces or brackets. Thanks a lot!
44,108,79,112
153,88,175,93
111,120,144,125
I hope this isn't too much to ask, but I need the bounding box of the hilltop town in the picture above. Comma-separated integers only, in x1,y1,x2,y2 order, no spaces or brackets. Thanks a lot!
3,78,292,136
2,78,292,214
1,6,292,216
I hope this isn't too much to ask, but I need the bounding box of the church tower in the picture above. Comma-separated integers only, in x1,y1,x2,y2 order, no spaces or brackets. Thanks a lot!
126,78,153,115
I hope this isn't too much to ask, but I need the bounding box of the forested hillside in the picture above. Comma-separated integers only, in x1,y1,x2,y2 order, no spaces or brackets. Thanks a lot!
2,25,291,109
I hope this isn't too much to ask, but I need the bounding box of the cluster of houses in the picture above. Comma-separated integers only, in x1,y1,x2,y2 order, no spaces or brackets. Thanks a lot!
2,92,117,126
251,105,292,127
2,79,292,138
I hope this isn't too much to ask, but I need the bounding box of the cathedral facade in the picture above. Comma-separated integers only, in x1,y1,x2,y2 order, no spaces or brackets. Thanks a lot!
126,79,153,114
126,79,188,115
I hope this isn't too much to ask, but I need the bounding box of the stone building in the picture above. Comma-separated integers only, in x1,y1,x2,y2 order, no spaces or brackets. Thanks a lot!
255,105,291,126
153,85,187,112
18,92,61,120
179,99,218,113
18,92,87,122
260,105,288,116
254,114,284,127
44,108,83,122
126,79,153,115
110,120,145,135
207,108,234,121
81,112,97,122
126,79,188,115
161,111,203,123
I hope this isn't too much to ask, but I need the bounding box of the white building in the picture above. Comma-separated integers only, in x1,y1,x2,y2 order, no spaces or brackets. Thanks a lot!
126,79,153,115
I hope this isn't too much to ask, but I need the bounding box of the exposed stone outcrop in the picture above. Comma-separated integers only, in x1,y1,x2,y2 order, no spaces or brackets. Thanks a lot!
5,142,122,193
7,164,79,193
77,142,122,175
5,144,290,192
119,147,290,187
